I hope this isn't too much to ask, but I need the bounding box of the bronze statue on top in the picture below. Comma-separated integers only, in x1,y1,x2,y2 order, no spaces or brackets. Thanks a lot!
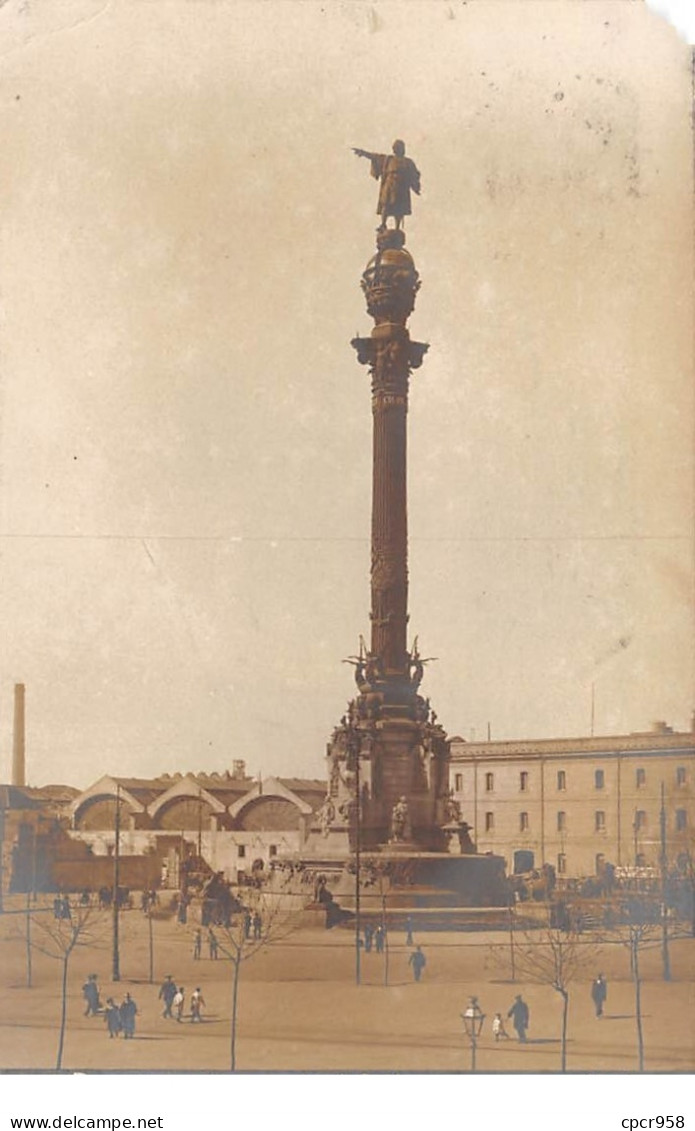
353,139,421,230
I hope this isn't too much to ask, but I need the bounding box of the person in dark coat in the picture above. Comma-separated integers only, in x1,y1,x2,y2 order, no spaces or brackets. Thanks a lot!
193,929,202,960
408,945,426,982
252,912,262,940
158,975,177,1019
375,925,385,954
208,928,219,960
507,994,530,1042
119,993,137,1039
104,998,121,1039
82,974,100,1017
591,973,608,1018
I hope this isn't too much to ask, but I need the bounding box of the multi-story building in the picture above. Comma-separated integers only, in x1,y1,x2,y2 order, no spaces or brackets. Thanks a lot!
449,722,695,879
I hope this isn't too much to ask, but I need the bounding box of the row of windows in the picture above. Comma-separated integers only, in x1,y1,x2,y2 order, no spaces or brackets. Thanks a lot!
483,809,689,833
453,766,689,793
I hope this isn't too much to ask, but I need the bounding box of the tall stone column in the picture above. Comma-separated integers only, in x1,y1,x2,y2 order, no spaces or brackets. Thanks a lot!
314,148,454,853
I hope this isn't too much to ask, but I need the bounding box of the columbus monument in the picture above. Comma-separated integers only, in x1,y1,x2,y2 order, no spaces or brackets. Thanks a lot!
294,143,505,915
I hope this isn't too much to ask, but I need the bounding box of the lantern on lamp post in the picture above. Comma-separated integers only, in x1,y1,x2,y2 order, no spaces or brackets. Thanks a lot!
461,995,485,1072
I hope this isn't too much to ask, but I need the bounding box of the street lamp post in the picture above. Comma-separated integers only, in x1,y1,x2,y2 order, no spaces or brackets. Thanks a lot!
461,996,485,1072
112,784,121,982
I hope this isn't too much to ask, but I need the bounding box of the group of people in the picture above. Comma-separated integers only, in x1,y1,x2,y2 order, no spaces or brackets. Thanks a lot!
473,974,609,1047
104,993,138,1039
193,928,220,960
158,975,206,1023
361,923,387,954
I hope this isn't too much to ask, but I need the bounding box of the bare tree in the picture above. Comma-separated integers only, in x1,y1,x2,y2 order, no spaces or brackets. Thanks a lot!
29,900,108,1070
601,917,661,1072
215,882,300,1071
489,927,596,1072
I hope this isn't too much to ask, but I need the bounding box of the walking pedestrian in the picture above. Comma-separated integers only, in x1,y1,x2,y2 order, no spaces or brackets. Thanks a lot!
507,994,530,1042
243,910,252,939
190,987,206,1023
492,1012,509,1041
375,924,385,954
193,929,202,960
591,973,608,1018
208,929,218,960
173,986,185,1022
82,974,100,1017
364,924,374,953
158,974,177,1019
104,998,121,1039
252,912,262,940
119,993,137,1039
408,945,426,983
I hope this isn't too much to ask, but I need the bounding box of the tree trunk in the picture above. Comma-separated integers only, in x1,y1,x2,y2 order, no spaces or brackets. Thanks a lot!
230,957,241,1072
560,989,569,1073
56,952,70,1071
633,938,645,1072
148,913,154,984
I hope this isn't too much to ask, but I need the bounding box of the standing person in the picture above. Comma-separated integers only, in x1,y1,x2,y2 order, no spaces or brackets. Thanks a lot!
190,987,205,1023
364,924,374,953
82,974,99,1017
492,1012,509,1041
375,925,385,954
173,986,185,1023
405,916,414,946
119,993,137,1039
591,973,608,1018
252,911,262,940
104,998,121,1039
408,945,426,983
208,929,218,960
243,910,252,939
158,974,177,1019
193,929,202,960
507,994,530,1042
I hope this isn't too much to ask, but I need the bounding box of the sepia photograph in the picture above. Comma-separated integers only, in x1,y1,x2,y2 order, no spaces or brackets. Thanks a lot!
0,0,693,1081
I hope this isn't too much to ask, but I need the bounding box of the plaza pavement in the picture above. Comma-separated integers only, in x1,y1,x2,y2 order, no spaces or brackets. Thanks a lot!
1,899,693,1073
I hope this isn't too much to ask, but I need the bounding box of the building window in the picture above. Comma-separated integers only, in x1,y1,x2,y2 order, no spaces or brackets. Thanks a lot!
636,768,646,788
269,844,278,857
595,770,605,790
485,811,494,832
454,773,463,792
520,771,529,792
520,812,529,832
557,811,566,832
237,844,246,858
677,766,687,787
635,810,647,830
557,853,567,875
676,810,687,832
595,811,606,832
485,772,494,792
557,770,566,791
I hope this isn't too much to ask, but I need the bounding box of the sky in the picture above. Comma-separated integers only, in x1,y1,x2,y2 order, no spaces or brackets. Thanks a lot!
0,0,692,789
